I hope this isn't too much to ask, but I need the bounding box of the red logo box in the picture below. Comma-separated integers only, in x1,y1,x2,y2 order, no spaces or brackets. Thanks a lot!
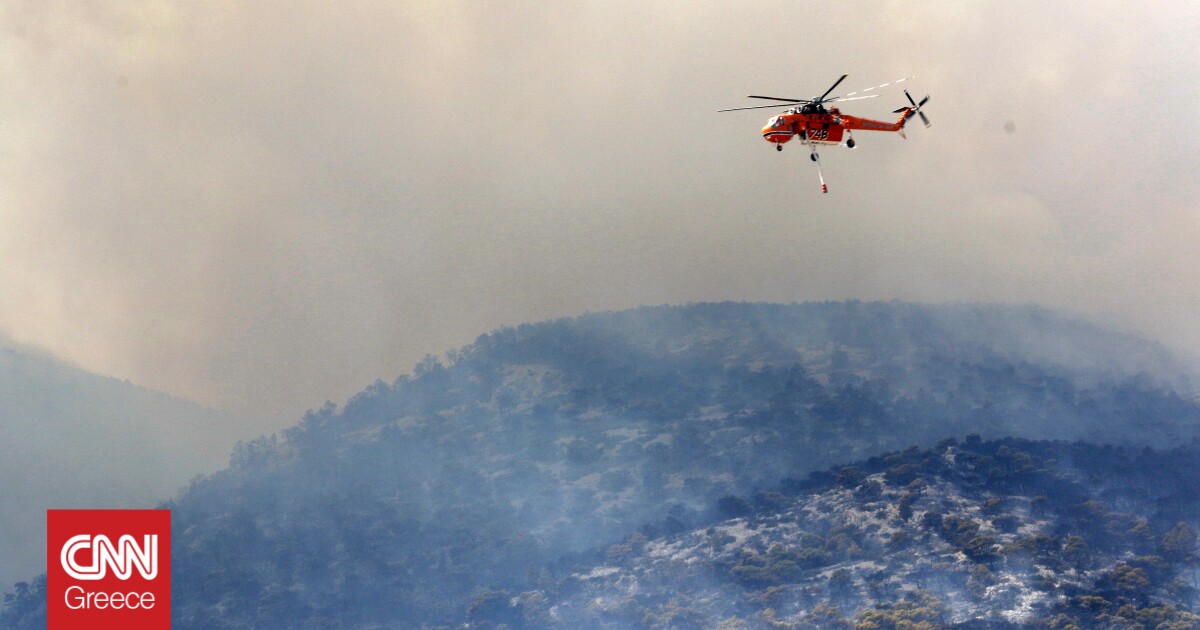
47,509,171,630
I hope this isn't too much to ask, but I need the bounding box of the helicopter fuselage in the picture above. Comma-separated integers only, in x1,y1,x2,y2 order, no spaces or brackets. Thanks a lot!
760,108,908,148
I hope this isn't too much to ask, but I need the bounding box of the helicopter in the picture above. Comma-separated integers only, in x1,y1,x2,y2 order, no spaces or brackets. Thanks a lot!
720,74,930,193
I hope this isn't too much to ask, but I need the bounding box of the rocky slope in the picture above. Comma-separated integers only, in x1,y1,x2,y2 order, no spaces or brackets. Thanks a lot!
523,437,1200,628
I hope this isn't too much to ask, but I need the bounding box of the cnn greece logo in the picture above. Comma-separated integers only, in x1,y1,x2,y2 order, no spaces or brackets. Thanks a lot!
47,509,171,629
60,534,158,581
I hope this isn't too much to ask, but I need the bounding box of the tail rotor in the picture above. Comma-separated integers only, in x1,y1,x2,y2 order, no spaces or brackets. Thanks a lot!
893,90,931,128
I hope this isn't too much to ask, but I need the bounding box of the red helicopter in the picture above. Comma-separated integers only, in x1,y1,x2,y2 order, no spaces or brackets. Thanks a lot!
720,74,930,193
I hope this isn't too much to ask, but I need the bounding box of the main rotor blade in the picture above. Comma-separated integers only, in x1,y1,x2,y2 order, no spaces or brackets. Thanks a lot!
747,95,809,103
818,74,849,102
825,94,879,103
841,76,916,98
718,103,801,112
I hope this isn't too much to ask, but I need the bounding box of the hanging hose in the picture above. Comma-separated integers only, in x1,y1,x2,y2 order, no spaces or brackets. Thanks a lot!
809,143,828,194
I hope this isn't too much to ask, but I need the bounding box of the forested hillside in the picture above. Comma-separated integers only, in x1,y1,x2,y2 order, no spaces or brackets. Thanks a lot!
528,437,1200,628
4,302,1198,628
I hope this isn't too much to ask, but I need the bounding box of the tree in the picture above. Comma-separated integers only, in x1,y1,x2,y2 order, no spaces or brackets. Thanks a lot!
855,591,945,629
829,568,855,603
967,564,997,600
1161,522,1198,562
1105,564,1150,594
896,493,917,523
0,576,46,630
467,590,522,628
963,536,999,563
1063,535,1090,570
717,495,755,520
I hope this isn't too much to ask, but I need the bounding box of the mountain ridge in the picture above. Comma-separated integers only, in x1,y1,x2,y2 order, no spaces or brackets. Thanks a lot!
0,343,248,587
4,301,1199,628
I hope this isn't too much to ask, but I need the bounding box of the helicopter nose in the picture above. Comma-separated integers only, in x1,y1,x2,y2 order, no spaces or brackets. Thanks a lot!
762,125,794,145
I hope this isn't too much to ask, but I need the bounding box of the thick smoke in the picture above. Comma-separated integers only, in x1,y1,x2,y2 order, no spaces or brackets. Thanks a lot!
1,1,1197,427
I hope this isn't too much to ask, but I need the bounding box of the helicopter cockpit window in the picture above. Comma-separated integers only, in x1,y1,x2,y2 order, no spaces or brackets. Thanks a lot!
770,116,786,128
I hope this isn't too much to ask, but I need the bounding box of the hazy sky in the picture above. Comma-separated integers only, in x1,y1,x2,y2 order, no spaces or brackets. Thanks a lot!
1,1,1198,429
